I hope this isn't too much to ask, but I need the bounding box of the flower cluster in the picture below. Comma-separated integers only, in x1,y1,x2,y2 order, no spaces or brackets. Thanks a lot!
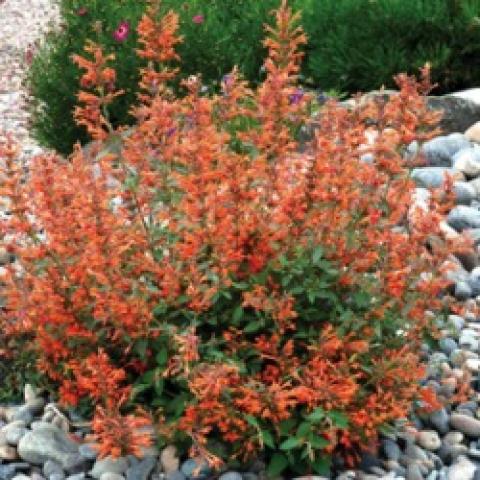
0,0,469,473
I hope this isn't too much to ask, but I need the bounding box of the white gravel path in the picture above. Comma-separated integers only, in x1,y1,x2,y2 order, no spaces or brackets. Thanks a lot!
0,0,59,157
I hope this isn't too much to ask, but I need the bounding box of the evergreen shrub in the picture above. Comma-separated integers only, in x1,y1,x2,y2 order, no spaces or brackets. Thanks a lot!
29,0,480,155
300,0,480,95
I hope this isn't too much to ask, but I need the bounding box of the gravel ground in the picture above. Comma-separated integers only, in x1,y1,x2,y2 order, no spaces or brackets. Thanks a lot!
0,0,59,157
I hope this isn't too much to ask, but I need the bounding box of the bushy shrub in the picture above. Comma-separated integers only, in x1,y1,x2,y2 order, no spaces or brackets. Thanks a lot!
300,0,480,94
26,0,282,155
158,0,280,88
26,0,147,155
3,1,469,475
27,0,480,156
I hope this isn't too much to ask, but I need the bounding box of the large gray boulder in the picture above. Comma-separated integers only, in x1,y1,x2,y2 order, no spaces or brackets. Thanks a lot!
17,423,82,470
358,89,480,135
299,89,480,150
343,89,480,135
426,95,480,134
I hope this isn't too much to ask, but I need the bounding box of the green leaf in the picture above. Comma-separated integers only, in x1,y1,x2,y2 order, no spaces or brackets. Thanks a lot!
154,378,164,396
171,393,188,418
155,348,168,366
153,302,167,316
134,339,148,360
279,254,288,267
176,295,189,305
289,286,304,295
312,245,324,264
267,453,288,477
131,383,150,397
232,306,244,323
351,291,371,309
328,411,349,429
221,290,232,300
312,456,331,475
307,408,326,422
261,430,275,449
245,414,260,429
279,418,296,435
296,421,311,438
280,437,302,451
309,435,329,449
244,320,262,333
124,174,139,192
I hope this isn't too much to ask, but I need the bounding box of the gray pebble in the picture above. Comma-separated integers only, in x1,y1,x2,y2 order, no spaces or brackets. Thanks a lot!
417,430,442,451
440,338,459,355
451,413,480,436
429,408,451,434
180,459,210,479
422,134,470,167
5,426,28,446
90,457,128,479
382,438,401,461
456,281,474,300
447,455,476,479
454,181,476,205
66,474,86,480
166,471,187,480
438,443,469,463
218,473,243,480
443,432,464,445
449,315,466,332
125,456,156,480
448,206,480,231
44,461,64,478
412,167,459,188
99,474,125,480
78,444,98,461
406,463,424,480
49,474,66,480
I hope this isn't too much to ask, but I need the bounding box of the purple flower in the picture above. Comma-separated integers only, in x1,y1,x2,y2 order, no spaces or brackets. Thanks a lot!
222,74,233,87
317,90,328,105
113,21,130,42
166,127,177,138
221,74,234,96
289,88,304,105
192,14,204,24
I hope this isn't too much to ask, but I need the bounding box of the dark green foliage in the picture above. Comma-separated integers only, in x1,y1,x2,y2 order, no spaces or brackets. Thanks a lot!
158,0,280,89
27,0,147,155
27,0,480,155
300,0,480,94
26,0,280,155
0,335,51,403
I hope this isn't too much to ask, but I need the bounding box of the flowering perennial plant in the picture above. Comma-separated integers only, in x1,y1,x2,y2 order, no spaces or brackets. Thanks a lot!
0,0,472,475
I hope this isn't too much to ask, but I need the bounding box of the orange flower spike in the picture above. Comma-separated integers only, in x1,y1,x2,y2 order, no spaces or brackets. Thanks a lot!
72,41,123,140
91,406,153,459
136,3,182,97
